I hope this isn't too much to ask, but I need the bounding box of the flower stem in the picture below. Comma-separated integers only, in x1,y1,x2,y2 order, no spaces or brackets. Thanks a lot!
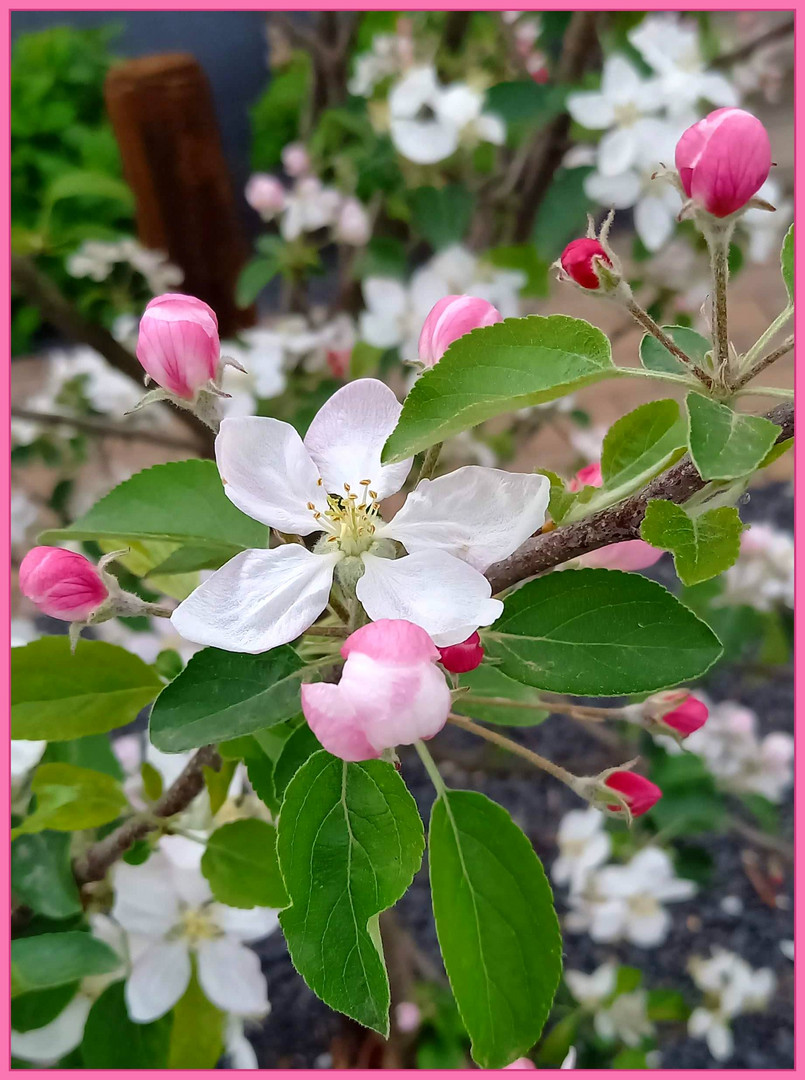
732,333,794,391
457,694,620,722
447,712,578,790
732,385,794,401
414,739,447,797
625,298,715,390
738,304,793,375
417,442,443,483
706,226,733,384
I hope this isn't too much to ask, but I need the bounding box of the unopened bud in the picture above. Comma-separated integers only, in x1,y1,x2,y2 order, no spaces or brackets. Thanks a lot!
438,632,484,674
418,295,502,368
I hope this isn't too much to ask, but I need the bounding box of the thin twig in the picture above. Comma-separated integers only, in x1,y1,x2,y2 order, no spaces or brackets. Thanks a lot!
10,406,201,452
731,334,794,391
447,713,578,790
711,18,794,68
626,299,715,389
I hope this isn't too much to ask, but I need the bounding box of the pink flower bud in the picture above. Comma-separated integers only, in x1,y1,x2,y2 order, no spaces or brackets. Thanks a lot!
326,348,351,380
659,692,709,737
438,631,484,674
394,1001,422,1034
282,142,310,178
559,239,612,290
579,540,663,573
334,197,371,246
136,293,220,401
675,108,772,218
504,1059,537,1070
567,461,603,492
301,620,451,761
19,546,108,622
244,173,286,219
604,771,661,817
418,295,503,367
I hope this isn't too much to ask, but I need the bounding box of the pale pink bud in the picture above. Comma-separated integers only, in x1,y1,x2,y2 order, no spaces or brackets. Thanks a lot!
604,771,661,817
136,294,220,400
301,620,451,761
19,546,108,622
567,461,603,492
675,108,771,218
579,540,663,572
244,173,286,219
418,295,503,368
504,1059,537,1070
559,238,612,290
334,197,371,246
281,142,311,178
394,1001,421,1034
438,631,484,674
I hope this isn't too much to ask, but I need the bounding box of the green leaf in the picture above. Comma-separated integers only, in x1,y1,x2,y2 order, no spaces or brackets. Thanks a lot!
485,81,565,144
11,984,78,1033
278,751,424,1036
43,169,134,212
12,762,127,837
429,790,562,1068
41,733,123,780
640,500,744,586
531,166,593,260
236,255,281,308
12,637,162,741
686,393,781,481
484,568,723,696
167,969,225,1068
382,315,615,462
11,831,81,919
273,722,323,797
646,988,689,1022
250,50,311,170
11,932,120,997
640,326,710,376
454,664,548,727
82,982,171,1068
781,224,793,300
39,460,267,554
149,645,305,752
202,819,288,909
600,399,687,495
410,184,474,249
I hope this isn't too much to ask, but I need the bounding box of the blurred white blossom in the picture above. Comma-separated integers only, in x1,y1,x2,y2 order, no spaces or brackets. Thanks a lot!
552,807,611,894
721,523,794,611
740,178,793,263
67,239,183,295
687,947,775,1061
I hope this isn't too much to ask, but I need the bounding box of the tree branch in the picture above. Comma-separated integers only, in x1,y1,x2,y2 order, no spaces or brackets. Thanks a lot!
486,401,794,593
711,18,794,68
11,406,202,452
73,745,221,886
11,254,215,458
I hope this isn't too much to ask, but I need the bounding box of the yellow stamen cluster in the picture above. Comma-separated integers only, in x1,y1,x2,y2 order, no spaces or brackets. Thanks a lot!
177,906,221,945
307,480,382,556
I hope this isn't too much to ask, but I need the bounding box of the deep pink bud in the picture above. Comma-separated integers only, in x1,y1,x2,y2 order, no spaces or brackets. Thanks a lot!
567,461,603,492
438,631,484,674
19,546,108,622
244,173,286,218
675,108,771,218
604,771,662,817
136,294,220,400
560,239,612,290
661,693,709,737
418,295,503,367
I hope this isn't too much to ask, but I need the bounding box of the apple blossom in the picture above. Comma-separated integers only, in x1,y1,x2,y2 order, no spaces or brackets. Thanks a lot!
395,1001,422,1034
19,546,108,622
136,293,221,401
604,771,662,816
281,142,310,178
334,197,371,246
565,961,617,1010
171,378,549,651
438,631,484,674
567,462,602,491
551,806,611,894
675,108,771,219
559,239,612,290
418,295,502,367
301,620,451,761
595,990,654,1047
244,173,286,219
688,947,775,1061
112,836,278,1023
504,1059,537,1069
280,177,342,241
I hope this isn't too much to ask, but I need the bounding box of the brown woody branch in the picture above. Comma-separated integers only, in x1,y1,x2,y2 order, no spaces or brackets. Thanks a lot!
73,745,221,886
11,406,202,452
485,401,794,594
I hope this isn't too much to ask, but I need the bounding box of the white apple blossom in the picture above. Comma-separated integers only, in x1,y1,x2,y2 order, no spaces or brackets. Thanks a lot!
47,346,143,416
280,177,343,241
111,836,278,1023
627,14,739,118
740,177,793,263
595,990,654,1047
687,947,775,1061
67,238,183,295
565,847,696,947
565,961,617,1008
721,523,794,611
10,617,38,647
171,379,549,651
348,32,413,97
11,488,39,549
551,807,611,894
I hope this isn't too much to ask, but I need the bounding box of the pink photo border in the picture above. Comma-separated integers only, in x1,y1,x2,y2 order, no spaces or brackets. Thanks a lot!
1,2,798,1076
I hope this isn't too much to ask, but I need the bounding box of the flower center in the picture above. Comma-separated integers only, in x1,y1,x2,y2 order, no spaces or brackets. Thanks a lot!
614,102,641,127
177,906,220,945
629,893,660,919
308,480,384,557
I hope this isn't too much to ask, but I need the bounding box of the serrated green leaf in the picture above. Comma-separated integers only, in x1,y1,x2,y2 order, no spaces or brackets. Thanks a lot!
429,790,562,1068
38,459,267,553
12,637,162,741
640,499,743,586
11,932,120,997
600,399,687,494
640,326,710,376
382,315,616,462
82,981,171,1067
11,831,81,919
278,751,424,1035
202,819,288,909
538,469,575,524
149,645,305,752
483,568,722,696
12,762,127,837
686,393,780,481
273,723,323,797
781,224,793,300
454,664,548,726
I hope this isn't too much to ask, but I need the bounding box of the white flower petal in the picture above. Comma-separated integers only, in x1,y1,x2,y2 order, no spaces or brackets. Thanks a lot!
356,550,503,647
303,379,413,499
126,940,191,1022
197,938,269,1016
225,1016,259,1068
112,857,180,936
390,116,459,164
698,71,739,108
214,904,280,943
216,416,325,535
601,55,643,103
584,169,643,209
359,310,404,350
11,996,91,1063
597,126,638,177
635,194,676,252
566,90,615,130
385,467,549,572
171,546,339,654
362,276,408,319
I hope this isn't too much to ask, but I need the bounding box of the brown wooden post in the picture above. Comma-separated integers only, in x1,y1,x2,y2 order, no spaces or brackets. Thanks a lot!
104,53,255,337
